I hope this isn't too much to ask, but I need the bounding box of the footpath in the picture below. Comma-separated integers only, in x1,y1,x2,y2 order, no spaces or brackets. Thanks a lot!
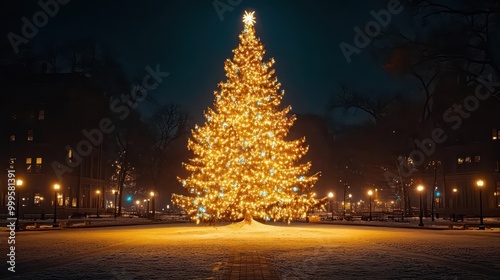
320,216,500,230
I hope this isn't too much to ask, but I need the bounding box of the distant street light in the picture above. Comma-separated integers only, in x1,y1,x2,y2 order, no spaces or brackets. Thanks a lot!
150,191,156,219
112,190,118,219
135,200,140,216
417,185,424,227
328,192,334,218
452,188,458,222
96,190,101,218
15,179,23,231
476,180,485,230
348,194,352,213
367,190,373,221
53,184,60,227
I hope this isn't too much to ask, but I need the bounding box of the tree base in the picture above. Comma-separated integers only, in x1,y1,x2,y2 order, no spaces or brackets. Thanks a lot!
244,213,253,224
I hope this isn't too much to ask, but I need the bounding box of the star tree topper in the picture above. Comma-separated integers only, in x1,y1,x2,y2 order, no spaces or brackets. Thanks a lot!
243,11,256,26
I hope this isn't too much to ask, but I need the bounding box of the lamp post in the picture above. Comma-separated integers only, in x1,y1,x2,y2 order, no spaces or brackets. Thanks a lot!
348,194,352,213
96,190,100,218
112,190,118,219
452,188,458,222
417,185,424,227
367,190,373,221
146,199,150,218
328,192,334,219
53,184,60,227
476,180,485,230
150,191,155,219
135,200,140,216
15,179,23,231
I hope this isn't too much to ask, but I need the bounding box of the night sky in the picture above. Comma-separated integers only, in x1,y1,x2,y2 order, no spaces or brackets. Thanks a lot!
1,0,412,121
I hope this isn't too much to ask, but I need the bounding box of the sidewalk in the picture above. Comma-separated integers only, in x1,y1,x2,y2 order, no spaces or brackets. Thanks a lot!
225,252,279,280
320,217,500,230
0,216,189,231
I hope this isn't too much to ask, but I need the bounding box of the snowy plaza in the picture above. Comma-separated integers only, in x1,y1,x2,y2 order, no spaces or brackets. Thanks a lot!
5,222,500,279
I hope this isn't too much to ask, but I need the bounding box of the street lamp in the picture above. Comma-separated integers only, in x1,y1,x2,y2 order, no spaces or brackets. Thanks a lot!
96,190,100,218
53,184,60,227
348,194,352,213
476,180,485,230
135,200,140,216
328,192,334,219
112,190,118,219
150,191,155,219
452,188,458,222
15,179,23,231
417,185,424,227
367,190,373,221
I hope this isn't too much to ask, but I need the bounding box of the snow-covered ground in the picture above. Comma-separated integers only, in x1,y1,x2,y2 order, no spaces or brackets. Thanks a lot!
4,220,499,279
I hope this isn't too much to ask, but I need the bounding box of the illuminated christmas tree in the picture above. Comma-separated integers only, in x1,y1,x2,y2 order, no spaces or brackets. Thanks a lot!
173,11,319,224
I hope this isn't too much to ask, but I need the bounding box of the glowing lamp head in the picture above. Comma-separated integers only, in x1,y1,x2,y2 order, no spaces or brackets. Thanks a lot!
476,180,484,188
417,185,424,192
16,179,23,186
150,191,155,197
54,184,60,191
96,190,100,195
135,200,140,205
328,192,334,198
112,190,117,194
367,190,373,196
452,188,458,193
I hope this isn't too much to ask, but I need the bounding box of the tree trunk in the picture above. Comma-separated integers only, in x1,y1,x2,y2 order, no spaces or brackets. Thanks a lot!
244,212,253,224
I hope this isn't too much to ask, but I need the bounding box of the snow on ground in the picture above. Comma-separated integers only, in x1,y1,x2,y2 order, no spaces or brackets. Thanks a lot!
4,220,500,279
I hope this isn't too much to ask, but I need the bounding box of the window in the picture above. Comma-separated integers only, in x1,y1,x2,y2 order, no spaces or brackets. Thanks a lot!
465,157,472,163
38,110,45,120
493,129,500,140
9,158,16,169
474,156,481,163
457,157,464,164
35,157,42,173
27,130,33,141
34,194,44,206
9,135,15,142
496,182,500,208
26,158,32,173
68,149,73,163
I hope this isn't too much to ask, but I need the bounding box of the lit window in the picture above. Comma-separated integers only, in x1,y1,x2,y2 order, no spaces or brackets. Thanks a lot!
10,135,15,142
465,157,472,163
35,157,42,173
27,130,33,141
9,158,16,169
68,149,73,163
34,194,44,205
26,158,32,173
474,156,481,163
457,158,464,164
493,129,499,140
38,110,45,120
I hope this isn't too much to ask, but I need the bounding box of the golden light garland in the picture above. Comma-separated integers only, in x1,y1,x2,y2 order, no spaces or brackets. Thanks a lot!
172,11,320,224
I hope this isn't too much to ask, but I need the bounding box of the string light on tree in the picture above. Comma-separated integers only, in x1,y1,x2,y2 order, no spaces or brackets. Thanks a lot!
172,11,320,224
